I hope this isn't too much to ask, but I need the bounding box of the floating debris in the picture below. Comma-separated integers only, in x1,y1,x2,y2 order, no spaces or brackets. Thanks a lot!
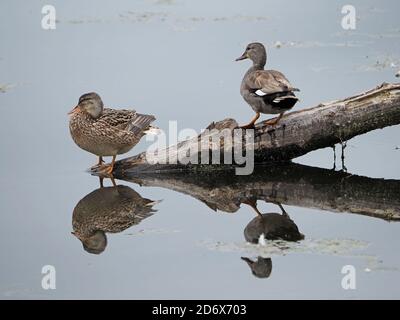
125,228,180,236
273,41,282,49
356,55,400,72
0,83,15,93
396,70,400,77
63,12,268,26
270,40,371,49
200,238,369,257
154,0,176,5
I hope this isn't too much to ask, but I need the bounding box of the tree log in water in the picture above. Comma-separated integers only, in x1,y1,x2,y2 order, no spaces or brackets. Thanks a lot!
102,82,400,173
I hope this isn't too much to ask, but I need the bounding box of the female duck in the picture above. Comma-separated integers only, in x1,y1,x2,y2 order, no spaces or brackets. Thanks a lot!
72,184,159,254
236,42,300,128
69,92,156,174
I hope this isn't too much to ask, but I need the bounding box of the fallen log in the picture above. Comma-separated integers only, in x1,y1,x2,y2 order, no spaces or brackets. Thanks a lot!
116,163,400,222
102,82,400,173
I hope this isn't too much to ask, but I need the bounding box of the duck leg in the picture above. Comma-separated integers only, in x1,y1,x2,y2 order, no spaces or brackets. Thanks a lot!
110,176,117,187
240,112,260,129
265,113,284,126
99,155,116,176
242,199,262,217
99,177,104,188
276,203,289,218
91,156,104,170
265,200,290,218
99,175,116,187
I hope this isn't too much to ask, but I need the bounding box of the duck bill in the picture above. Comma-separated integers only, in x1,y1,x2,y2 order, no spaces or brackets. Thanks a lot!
241,257,254,266
68,105,79,115
235,52,248,61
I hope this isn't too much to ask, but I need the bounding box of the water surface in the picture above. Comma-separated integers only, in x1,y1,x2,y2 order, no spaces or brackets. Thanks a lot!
1,0,400,299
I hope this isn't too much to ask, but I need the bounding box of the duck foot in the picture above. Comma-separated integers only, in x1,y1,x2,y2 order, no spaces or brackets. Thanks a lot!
97,155,116,176
90,156,105,171
97,164,114,176
264,113,283,126
239,123,256,129
239,112,260,129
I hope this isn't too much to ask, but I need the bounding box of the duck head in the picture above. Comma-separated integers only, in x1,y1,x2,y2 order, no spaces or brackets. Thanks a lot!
72,230,107,255
241,256,272,278
68,92,104,119
235,42,267,67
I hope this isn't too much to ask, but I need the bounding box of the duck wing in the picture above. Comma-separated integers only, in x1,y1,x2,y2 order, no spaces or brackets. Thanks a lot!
246,70,299,96
99,109,155,135
99,109,136,129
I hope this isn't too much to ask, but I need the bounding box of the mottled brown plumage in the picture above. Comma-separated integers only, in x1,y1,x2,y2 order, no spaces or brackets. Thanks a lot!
72,184,159,254
69,92,156,173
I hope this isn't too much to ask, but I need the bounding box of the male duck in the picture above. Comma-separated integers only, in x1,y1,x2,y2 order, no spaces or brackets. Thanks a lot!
236,42,300,128
69,92,156,174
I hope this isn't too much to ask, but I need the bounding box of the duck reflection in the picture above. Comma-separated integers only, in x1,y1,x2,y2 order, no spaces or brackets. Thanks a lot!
241,257,272,279
241,200,304,278
72,181,159,254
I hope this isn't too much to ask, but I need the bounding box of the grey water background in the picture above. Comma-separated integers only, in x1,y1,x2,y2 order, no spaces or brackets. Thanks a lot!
0,0,400,299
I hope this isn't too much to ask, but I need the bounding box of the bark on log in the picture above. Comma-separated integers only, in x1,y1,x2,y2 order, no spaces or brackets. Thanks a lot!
116,163,400,222
104,82,400,173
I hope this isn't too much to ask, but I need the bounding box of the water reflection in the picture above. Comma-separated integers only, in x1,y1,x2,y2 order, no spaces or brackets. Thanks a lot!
109,162,400,278
241,257,272,279
86,162,400,279
117,162,400,222
241,201,303,278
72,181,159,254
243,201,304,243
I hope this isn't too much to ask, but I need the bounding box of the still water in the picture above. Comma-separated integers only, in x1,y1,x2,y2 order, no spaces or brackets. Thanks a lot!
1,0,400,299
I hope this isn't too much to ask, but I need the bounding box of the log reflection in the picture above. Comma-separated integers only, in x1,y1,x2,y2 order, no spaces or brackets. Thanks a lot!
116,162,400,222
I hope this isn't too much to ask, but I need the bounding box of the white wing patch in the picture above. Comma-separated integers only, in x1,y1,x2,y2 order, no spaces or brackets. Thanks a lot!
273,97,284,103
258,233,266,246
255,89,267,96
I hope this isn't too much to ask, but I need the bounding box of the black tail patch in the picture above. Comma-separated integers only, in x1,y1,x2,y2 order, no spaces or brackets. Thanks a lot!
265,92,299,110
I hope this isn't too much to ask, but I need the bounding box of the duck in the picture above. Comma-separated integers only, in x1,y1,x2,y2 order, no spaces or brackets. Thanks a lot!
240,200,303,278
71,184,159,254
241,256,272,279
243,200,304,242
236,42,300,128
68,92,156,174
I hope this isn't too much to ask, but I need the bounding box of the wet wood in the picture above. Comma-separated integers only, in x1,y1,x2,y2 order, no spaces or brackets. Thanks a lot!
106,82,400,172
117,163,400,222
